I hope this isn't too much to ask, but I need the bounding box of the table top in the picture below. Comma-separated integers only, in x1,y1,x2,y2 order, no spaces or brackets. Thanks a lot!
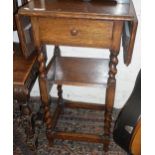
18,0,137,21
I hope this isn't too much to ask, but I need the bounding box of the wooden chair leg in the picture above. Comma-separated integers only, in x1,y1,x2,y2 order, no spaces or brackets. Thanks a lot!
20,102,37,150
13,100,22,126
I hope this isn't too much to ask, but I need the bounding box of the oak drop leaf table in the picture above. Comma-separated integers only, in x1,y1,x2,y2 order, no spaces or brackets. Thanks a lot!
16,0,138,152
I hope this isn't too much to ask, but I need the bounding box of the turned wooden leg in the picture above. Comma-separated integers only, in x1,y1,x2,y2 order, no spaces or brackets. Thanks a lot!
13,100,21,125
103,51,118,152
38,50,53,146
55,45,63,106
20,101,37,149
54,45,63,107
57,85,63,106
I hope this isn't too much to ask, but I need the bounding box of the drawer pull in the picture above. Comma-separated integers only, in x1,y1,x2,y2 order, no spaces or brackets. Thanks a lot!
70,28,78,36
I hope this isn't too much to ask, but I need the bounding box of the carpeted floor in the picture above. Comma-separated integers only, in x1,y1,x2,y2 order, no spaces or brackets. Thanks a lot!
13,97,127,155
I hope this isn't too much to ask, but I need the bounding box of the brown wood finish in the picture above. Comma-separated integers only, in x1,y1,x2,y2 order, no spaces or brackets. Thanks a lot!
13,52,38,86
13,0,38,149
16,0,138,152
103,21,123,151
15,14,35,58
47,57,109,87
122,19,138,65
65,101,105,111
14,0,47,149
46,46,61,92
50,104,62,130
13,0,18,30
52,132,104,143
13,46,38,149
39,17,113,48
19,0,135,21
18,0,138,64
30,17,53,143
13,0,28,31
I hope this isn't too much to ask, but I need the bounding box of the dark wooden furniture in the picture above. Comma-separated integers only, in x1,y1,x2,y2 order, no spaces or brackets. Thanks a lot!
13,47,38,147
16,0,138,152
13,0,47,149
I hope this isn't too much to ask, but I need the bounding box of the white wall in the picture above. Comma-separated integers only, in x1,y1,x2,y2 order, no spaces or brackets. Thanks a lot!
14,0,141,108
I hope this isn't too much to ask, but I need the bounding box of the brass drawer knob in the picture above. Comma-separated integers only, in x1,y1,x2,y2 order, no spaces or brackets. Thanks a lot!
70,28,78,36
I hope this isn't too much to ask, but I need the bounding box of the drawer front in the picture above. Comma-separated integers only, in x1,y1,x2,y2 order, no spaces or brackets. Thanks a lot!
39,17,113,48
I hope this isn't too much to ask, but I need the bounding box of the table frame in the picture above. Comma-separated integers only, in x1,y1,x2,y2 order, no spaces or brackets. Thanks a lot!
16,0,138,152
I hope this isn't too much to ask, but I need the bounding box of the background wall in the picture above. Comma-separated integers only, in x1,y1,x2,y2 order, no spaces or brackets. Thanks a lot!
14,0,141,108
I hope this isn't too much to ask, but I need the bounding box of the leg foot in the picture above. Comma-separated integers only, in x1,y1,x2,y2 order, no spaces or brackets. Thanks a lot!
21,102,37,149
103,140,110,152
46,129,54,147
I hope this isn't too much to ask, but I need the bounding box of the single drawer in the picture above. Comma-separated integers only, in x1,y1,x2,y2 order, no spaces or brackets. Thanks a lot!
39,17,113,48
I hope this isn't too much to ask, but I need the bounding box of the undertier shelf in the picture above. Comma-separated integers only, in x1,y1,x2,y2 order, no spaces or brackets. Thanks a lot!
47,57,109,87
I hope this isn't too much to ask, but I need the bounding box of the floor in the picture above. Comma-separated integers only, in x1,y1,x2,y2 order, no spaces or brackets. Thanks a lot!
13,97,127,155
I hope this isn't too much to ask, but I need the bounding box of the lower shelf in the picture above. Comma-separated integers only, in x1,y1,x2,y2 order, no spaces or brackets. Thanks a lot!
47,57,109,87
49,100,107,144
